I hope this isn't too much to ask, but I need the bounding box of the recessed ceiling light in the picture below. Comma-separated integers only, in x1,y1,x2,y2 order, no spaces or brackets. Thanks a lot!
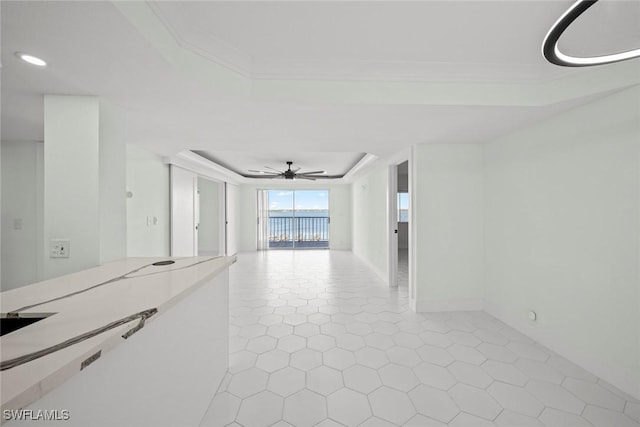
15,52,47,67
542,0,640,67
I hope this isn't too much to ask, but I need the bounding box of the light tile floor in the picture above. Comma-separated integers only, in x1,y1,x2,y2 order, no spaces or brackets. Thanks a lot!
200,250,640,427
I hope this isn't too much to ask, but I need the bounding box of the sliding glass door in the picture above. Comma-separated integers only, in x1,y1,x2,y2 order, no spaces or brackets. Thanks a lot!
258,190,330,250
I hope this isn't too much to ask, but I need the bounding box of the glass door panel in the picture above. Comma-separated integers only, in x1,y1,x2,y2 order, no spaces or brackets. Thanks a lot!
267,190,329,249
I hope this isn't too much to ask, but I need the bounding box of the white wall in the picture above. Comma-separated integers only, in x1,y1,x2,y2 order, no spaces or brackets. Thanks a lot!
126,145,170,257
413,144,484,311
99,108,127,264
43,96,100,280
484,86,640,399
237,184,352,252
1,141,43,290
352,165,388,280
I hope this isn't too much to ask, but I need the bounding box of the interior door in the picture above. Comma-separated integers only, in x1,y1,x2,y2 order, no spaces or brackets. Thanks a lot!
170,166,197,257
225,183,238,255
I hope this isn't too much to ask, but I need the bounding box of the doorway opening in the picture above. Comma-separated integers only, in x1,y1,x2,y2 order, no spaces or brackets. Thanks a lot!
396,161,409,288
258,189,330,249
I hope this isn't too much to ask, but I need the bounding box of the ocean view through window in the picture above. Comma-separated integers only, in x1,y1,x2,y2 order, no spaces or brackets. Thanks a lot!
267,190,329,249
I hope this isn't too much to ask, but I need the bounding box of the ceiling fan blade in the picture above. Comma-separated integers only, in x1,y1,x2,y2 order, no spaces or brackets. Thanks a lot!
296,176,316,181
264,166,283,173
248,169,280,175
298,171,325,175
246,175,281,179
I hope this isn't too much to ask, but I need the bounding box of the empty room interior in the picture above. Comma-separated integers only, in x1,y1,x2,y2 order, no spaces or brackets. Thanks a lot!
1,1,639,426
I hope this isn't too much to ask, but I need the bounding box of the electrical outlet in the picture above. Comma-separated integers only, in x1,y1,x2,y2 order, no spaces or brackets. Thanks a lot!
50,239,70,258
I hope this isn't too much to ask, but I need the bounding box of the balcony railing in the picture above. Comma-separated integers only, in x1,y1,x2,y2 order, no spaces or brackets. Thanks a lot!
269,216,329,248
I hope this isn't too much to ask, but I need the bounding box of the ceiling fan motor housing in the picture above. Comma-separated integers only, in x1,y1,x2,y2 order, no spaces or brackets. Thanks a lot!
285,161,295,179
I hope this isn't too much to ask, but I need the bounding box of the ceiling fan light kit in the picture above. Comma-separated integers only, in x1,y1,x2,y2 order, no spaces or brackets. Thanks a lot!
542,0,640,67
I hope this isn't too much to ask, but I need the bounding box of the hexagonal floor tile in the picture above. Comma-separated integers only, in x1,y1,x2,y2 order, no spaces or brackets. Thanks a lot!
229,350,257,374
419,331,452,348
294,322,321,338
417,345,455,367
321,322,348,337
369,386,417,425
267,323,294,339
227,368,268,398
256,349,290,373
409,384,460,423
343,364,382,394
562,378,625,411
307,365,344,396
387,347,422,367
476,342,518,363
488,381,544,417
448,361,493,388
290,348,323,371
199,392,241,427
346,322,374,336
258,314,284,327
404,414,448,426
378,363,420,392
525,380,586,414
268,367,306,397
283,313,307,326
355,346,390,369
238,324,267,339
481,359,528,386
283,389,327,427
308,313,331,325
277,335,306,353
236,391,283,427
449,412,496,427
324,348,356,370
413,362,456,390
327,388,372,425
307,334,336,352
539,408,594,427
392,332,424,349
365,333,396,350
515,358,564,384
447,330,482,347
246,335,278,354
449,383,502,420
495,410,544,427
448,344,487,365
582,405,639,427
335,333,366,351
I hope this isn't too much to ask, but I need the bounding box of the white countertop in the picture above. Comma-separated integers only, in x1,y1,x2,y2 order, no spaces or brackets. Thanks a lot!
0,256,236,412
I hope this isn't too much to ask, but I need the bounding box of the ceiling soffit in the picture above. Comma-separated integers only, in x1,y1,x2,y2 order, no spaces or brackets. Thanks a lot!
117,2,640,108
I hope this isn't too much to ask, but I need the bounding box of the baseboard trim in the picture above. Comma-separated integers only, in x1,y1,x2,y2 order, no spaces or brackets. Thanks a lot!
416,298,484,312
484,302,640,401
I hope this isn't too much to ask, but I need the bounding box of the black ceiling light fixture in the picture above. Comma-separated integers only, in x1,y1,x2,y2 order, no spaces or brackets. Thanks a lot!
542,0,640,67
248,161,327,180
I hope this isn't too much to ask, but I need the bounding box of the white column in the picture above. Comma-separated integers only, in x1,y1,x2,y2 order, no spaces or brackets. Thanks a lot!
43,96,100,279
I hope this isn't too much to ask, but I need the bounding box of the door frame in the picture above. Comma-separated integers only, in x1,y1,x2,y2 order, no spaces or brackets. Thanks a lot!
387,149,416,311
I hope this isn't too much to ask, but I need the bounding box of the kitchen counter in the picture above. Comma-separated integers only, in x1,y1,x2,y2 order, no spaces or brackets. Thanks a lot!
1,256,235,425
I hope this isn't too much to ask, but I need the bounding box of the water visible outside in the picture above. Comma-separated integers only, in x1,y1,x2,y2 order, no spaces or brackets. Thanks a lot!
268,190,329,249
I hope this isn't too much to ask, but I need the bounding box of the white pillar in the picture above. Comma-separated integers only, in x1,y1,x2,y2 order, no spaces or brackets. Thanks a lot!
43,96,100,279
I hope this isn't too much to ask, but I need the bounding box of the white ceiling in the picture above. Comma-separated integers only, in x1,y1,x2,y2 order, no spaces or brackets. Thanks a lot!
2,1,639,181
194,150,365,178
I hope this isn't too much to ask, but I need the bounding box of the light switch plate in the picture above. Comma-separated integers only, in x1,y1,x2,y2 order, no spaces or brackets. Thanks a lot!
50,239,70,258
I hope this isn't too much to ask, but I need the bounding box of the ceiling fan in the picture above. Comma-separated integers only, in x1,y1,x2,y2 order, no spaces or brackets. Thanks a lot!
248,161,326,180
